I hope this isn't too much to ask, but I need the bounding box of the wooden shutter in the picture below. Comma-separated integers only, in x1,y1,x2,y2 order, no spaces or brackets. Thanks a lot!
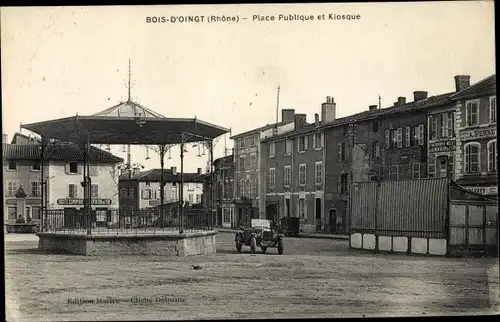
385,130,389,149
397,128,402,148
65,163,70,174
77,164,82,174
337,143,342,162
304,136,309,150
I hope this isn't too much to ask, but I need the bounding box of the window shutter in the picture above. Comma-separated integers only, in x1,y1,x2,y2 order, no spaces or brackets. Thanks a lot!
304,198,308,220
141,189,145,199
297,139,300,152
385,130,389,149
405,127,410,147
419,124,424,145
77,164,82,174
65,163,70,174
337,143,341,162
304,136,309,150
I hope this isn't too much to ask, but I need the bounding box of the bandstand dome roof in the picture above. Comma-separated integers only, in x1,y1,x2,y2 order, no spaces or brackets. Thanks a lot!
21,100,230,145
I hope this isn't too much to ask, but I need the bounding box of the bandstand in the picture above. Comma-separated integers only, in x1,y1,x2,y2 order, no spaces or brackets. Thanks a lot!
22,94,229,256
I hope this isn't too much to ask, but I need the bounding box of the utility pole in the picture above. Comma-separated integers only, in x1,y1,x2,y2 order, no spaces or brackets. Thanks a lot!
378,94,381,109
276,85,280,124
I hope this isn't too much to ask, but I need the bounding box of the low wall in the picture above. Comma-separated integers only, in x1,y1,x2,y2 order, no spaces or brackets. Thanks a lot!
36,231,217,256
350,233,448,256
5,223,39,234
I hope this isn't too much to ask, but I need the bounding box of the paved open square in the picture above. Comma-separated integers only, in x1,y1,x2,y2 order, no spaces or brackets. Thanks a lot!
5,232,499,320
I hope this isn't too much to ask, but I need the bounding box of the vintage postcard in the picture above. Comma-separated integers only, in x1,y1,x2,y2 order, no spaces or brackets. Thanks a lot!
1,2,498,321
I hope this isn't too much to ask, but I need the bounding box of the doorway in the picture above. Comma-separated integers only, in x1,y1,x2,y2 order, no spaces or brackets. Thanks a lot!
266,204,278,224
315,198,322,230
329,209,336,234
285,198,290,217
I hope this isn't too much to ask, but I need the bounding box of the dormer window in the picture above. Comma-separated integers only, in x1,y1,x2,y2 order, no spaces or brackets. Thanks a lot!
69,162,78,174
8,160,17,171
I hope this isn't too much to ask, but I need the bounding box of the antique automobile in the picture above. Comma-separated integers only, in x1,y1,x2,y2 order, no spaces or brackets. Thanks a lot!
235,219,284,255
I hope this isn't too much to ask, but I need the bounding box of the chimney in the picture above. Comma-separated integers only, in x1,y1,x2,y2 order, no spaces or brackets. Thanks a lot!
2,134,8,144
314,113,320,127
294,114,307,129
413,91,428,102
321,96,336,123
171,166,177,175
454,75,471,92
281,109,295,122
197,168,202,175
397,97,406,105
369,105,378,111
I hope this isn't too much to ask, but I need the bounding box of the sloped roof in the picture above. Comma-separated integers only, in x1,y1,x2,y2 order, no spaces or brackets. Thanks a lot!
262,92,453,142
229,120,295,139
449,74,496,100
3,143,123,163
119,168,205,183
92,100,166,118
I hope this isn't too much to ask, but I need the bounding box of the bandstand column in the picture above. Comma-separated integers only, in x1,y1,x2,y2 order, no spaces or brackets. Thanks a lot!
159,144,166,228
179,134,185,234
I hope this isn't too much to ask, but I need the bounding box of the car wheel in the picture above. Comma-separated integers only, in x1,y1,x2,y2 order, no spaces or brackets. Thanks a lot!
261,246,267,253
250,237,256,253
277,239,284,255
236,240,242,253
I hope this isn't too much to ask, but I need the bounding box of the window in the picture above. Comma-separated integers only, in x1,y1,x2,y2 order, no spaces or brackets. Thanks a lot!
31,181,41,197
7,181,19,196
488,140,497,172
8,207,17,220
490,96,497,123
340,174,349,194
405,127,410,147
32,206,41,219
268,142,275,157
223,207,230,223
250,153,257,169
446,112,454,138
145,181,151,186
390,129,397,148
188,194,194,203
298,198,306,219
412,163,421,179
389,165,399,181
171,187,178,200
7,160,17,171
429,115,438,140
315,161,323,185
372,120,378,132
298,136,308,152
284,139,293,156
240,179,246,197
31,161,41,171
313,133,323,149
89,165,99,176
465,100,479,126
142,189,152,199
337,142,346,162
239,156,246,171
464,143,480,173
120,188,128,199
187,183,194,191
372,142,380,158
95,209,107,222
396,128,403,148
91,184,99,198
69,162,79,174
436,156,448,178
128,188,135,199
239,138,245,149
68,184,78,198
249,136,256,147
428,157,436,178
298,164,307,186
384,130,390,149
196,194,201,204
250,178,257,197
417,124,424,146
284,166,291,187
268,168,276,189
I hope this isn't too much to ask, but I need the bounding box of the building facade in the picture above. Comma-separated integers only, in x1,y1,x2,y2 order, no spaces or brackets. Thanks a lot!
451,74,497,196
212,154,235,228
230,112,295,225
3,134,123,225
118,167,205,211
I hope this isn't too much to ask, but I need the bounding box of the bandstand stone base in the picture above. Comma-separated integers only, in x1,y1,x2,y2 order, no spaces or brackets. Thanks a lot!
36,231,217,256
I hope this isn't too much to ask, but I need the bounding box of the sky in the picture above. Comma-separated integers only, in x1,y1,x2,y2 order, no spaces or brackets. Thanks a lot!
1,2,496,173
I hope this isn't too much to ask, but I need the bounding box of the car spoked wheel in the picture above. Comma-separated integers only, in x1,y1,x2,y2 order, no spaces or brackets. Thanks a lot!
250,237,256,253
261,246,267,253
235,240,242,253
277,239,283,255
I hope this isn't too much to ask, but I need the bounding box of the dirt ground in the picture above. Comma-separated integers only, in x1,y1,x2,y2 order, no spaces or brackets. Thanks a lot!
4,232,499,321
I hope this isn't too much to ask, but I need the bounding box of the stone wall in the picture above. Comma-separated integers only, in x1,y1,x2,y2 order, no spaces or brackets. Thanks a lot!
37,231,217,256
350,233,448,256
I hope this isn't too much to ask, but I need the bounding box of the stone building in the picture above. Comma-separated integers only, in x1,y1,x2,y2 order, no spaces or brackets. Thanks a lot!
3,132,123,224
211,154,235,228
450,74,497,196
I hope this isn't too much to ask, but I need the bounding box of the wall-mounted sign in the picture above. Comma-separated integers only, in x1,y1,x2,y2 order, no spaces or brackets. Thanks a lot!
460,127,496,140
56,198,112,205
463,186,498,195
429,140,457,153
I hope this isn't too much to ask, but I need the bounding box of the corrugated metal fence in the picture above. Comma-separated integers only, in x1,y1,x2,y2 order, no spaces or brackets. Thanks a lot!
350,178,449,239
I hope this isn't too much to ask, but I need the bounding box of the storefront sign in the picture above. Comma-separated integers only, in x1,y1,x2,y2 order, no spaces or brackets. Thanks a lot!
429,140,456,153
57,198,112,205
463,186,498,195
460,127,496,140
